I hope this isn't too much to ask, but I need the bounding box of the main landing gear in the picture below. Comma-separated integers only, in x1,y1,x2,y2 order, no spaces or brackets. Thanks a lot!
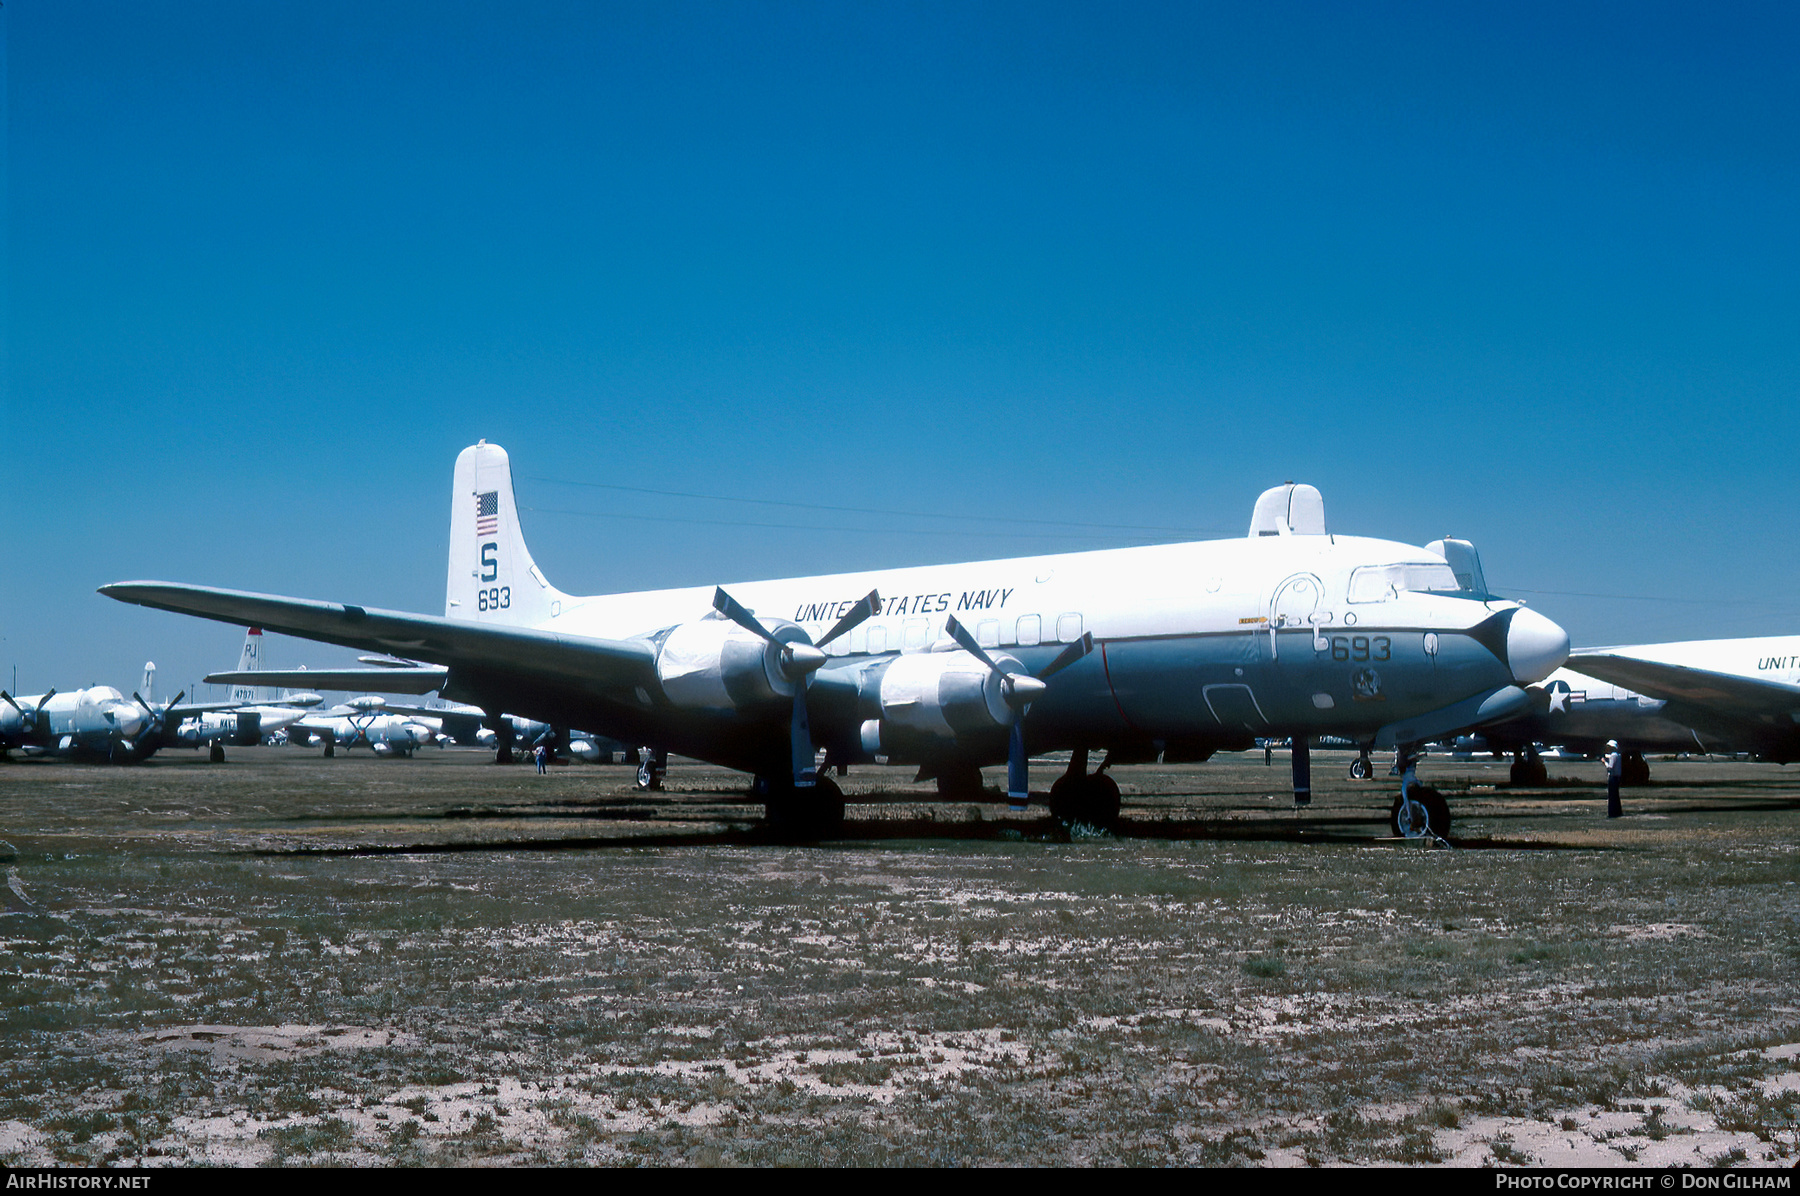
1510,745,1548,787
760,774,846,841
934,761,986,801
1388,745,1451,841
1621,751,1651,787
1348,749,1374,781
1048,748,1122,831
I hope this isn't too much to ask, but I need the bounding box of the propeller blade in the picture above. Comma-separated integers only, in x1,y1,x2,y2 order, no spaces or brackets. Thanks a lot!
712,587,779,646
943,614,1006,676
1036,632,1095,680
715,586,826,678
815,590,881,649
1007,715,1028,802
132,691,154,716
0,691,22,714
790,687,816,788
36,689,57,713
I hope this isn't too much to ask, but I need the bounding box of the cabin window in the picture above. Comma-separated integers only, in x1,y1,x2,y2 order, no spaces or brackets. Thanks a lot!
1017,614,1042,646
976,619,1001,649
1347,563,1460,603
866,625,888,654
1056,612,1083,643
903,619,928,651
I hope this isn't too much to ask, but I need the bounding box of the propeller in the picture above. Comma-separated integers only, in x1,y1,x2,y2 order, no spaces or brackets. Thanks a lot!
124,689,181,759
0,691,28,738
943,615,1095,802
712,587,880,787
4,689,60,739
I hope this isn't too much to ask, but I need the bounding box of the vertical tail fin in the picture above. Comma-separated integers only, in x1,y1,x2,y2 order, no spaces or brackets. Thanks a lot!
446,441,569,626
229,629,275,705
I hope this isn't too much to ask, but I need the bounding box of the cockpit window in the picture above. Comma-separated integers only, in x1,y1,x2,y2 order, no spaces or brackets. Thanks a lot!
1347,562,1461,603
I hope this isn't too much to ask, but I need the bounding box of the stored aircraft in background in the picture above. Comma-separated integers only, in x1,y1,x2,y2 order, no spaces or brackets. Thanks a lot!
203,654,613,761
1,682,168,762
284,697,438,757
1447,635,1800,786
103,442,1569,838
0,659,303,764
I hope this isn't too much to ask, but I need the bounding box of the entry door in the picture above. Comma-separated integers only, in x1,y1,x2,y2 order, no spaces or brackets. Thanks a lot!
1267,573,1324,662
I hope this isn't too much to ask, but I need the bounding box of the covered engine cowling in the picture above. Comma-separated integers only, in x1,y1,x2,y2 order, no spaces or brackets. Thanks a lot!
655,617,810,711
230,711,262,747
859,650,1017,754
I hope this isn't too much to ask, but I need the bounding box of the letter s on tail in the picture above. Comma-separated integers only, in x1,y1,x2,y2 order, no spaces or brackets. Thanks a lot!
445,441,569,627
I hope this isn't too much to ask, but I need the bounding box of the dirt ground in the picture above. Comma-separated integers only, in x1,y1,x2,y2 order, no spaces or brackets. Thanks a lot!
1,745,1796,1167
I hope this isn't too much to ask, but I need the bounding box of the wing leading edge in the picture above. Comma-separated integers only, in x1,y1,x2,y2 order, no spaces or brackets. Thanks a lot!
100,582,658,698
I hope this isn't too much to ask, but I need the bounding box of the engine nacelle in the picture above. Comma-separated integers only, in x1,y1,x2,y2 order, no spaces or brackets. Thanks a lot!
865,650,1016,743
655,617,808,711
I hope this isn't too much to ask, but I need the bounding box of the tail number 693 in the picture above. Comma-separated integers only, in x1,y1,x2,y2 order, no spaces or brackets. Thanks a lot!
478,587,511,611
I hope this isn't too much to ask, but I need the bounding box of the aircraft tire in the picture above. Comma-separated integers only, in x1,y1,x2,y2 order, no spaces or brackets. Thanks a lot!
1422,788,1451,837
208,742,225,764
1390,788,1450,838
1508,758,1549,786
1622,752,1650,787
1349,756,1372,780
1052,773,1121,831
636,759,663,791
765,777,846,841
934,762,985,801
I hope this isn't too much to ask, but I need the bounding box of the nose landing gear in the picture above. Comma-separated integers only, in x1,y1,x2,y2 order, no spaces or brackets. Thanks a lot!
636,747,667,791
1388,745,1451,842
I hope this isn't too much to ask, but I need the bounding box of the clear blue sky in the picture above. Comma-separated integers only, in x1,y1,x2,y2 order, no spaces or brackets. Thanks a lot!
2,1,1796,697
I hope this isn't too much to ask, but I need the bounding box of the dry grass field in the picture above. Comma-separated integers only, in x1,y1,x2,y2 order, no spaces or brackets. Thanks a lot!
1,746,1797,1167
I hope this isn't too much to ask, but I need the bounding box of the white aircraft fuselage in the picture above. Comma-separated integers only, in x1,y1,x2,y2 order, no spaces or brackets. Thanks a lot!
102,444,1571,809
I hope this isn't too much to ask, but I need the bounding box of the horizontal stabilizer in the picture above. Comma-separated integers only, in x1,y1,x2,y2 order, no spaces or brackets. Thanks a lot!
204,667,449,695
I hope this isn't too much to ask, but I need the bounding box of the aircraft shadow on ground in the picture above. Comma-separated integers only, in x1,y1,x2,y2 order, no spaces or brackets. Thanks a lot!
239,798,1618,855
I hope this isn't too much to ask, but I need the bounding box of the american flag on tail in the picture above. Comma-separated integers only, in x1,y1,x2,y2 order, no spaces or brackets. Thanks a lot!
475,491,500,537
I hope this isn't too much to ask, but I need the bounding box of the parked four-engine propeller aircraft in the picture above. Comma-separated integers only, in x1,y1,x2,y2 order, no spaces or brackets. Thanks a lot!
102,442,1570,837
201,655,613,761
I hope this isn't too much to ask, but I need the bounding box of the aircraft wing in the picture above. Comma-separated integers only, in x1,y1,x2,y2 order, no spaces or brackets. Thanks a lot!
1569,651,1800,717
101,582,660,698
202,667,449,695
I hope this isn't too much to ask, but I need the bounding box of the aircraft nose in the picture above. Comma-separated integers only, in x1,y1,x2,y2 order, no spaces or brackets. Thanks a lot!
1506,606,1569,684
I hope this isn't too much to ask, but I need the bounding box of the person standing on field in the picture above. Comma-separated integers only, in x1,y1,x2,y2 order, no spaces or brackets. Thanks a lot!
534,742,548,775
1602,740,1623,818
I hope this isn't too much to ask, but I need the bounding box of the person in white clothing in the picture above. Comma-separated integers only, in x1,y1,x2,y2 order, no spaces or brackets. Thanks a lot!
1602,740,1623,818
